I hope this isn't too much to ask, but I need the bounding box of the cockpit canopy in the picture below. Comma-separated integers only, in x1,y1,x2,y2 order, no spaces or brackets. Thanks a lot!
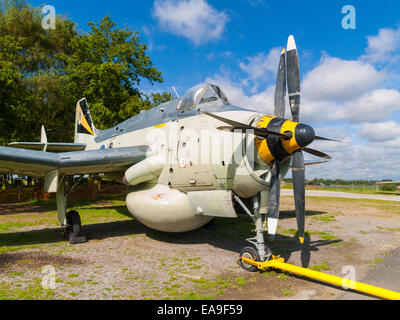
177,83,229,111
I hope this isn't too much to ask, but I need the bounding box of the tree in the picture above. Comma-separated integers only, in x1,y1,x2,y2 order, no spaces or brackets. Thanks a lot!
63,16,165,130
0,0,78,142
0,2,169,144
151,92,173,106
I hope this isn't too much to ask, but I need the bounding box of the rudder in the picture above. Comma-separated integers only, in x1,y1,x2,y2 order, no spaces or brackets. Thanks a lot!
74,98,97,144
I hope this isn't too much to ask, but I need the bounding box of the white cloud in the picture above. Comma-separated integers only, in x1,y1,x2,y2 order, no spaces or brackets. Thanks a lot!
305,140,400,180
362,25,400,64
152,0,228,45
239,47,281,92
342,89,400,122
359,121,400,142
208,48,400,125
302,56,385,102
205,74,276,113
301,89,400,124
202,27,400,180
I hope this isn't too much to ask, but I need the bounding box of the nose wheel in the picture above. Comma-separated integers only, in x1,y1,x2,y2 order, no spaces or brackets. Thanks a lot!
238,247,260,272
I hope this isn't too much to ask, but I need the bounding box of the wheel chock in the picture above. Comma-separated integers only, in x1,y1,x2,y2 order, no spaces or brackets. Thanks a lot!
240,255,400,300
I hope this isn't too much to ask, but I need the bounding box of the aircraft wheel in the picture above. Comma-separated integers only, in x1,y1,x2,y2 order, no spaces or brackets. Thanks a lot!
65,210,86,244
238,246,260,272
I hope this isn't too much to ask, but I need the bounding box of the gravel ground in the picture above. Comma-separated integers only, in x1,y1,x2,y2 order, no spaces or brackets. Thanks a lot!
0,195,400,300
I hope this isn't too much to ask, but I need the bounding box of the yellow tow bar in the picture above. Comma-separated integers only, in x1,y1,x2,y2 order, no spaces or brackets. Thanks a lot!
241,255,400,300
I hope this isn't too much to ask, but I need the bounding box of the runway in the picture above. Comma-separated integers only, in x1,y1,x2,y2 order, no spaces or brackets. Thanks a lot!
281,189,400,202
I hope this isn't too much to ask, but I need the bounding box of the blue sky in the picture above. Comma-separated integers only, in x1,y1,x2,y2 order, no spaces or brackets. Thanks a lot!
32,0,400,180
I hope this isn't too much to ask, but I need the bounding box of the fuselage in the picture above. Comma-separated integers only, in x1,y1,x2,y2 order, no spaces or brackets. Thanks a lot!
75,84,311,232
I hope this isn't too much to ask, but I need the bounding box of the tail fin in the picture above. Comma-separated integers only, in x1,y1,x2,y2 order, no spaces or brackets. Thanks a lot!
74,98,97,144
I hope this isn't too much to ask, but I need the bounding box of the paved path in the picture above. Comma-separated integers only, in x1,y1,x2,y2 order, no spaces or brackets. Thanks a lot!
281,189,400,202
338,247,400,300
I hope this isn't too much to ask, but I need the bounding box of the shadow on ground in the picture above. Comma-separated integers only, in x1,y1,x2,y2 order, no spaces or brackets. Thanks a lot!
0,206,341,268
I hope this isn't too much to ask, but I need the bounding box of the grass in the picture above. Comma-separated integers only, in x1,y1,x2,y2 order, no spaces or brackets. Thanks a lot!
312,215,337,223
178,275,248,300
319,233,338,241
281,289,292,296
310,262,330,271
306,196,400,206
0,278,56,300
377,226,400,232
0,221,45,232
283,185,400,196
0,198,133,254
372,258,384,266
277,273,290,280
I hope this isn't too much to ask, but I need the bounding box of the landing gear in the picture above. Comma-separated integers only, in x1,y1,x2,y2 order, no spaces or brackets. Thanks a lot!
234,194,272,272
57,176,86,245
64,210,86,244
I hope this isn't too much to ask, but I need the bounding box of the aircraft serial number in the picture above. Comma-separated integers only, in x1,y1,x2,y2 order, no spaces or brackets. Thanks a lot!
201,304,243,315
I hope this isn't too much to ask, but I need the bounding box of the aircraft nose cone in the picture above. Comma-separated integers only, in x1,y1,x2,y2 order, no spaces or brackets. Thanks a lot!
295,124,315,147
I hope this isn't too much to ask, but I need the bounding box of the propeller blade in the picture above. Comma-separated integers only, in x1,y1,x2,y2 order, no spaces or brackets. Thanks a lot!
217,126,279,137
292,150,305,244
286,35,301,122
274,49,286,118
267,160,281,242
314,136,342,143
203,112,291,138
303,148,332,159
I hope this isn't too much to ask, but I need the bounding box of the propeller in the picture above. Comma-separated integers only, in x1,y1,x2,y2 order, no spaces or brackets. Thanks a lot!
303,148,331,159
202,35,337,246
274,49,286,118
266,37,336,244
287,35,301,122
267,36,303,244
267,159,281,242
291,150,305,243
314,136,341,142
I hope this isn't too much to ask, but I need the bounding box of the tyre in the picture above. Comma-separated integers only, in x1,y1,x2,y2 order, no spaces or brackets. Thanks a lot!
66,210,82,239
239,246,260,272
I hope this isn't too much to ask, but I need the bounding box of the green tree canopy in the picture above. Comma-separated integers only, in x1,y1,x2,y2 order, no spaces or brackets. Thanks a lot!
64,16,165,129
0,1,170,143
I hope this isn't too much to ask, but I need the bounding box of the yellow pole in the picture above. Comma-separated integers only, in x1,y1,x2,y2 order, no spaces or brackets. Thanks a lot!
242,256,400,300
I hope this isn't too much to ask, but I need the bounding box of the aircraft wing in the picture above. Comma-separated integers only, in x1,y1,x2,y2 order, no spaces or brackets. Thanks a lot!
8,142,87,152
0,146,148,177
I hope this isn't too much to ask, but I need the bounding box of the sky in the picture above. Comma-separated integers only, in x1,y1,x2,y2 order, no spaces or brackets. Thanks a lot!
31,0,400,180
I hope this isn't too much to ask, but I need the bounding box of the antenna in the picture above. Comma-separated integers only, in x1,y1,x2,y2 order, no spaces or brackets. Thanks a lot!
172,86,180,98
